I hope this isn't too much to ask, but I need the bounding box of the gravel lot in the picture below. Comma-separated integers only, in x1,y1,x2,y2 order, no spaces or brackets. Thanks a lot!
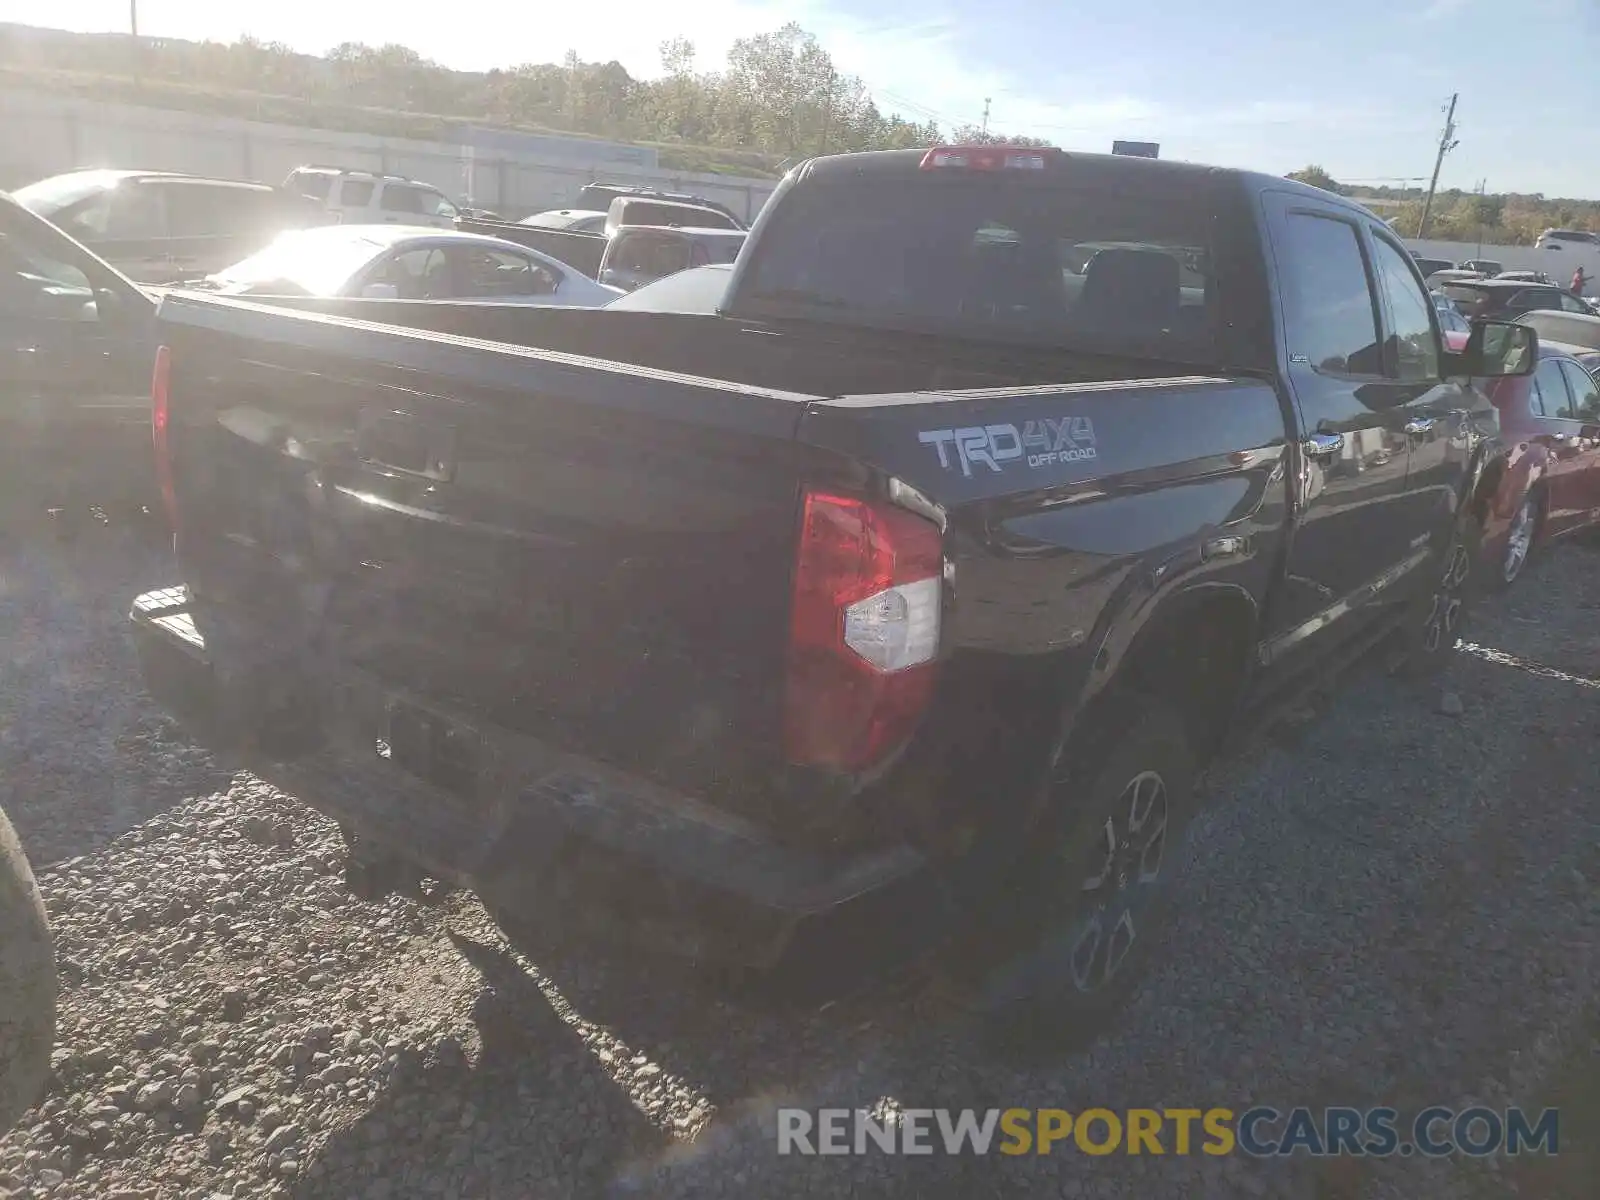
0,522,1596,1199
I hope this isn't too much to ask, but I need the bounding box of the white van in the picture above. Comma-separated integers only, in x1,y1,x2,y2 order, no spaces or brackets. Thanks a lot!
283,166,460,229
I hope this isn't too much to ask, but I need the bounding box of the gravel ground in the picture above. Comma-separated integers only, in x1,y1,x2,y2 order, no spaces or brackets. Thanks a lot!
0,523,1596,1199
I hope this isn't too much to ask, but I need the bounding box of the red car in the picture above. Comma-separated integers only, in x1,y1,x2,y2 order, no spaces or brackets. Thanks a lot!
1451,330,1600,584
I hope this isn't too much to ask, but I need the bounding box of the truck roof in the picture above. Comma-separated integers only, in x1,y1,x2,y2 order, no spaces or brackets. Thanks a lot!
795,148,1374,215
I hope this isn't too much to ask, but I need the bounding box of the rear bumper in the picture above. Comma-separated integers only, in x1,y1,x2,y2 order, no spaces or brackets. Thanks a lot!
129,588,937,970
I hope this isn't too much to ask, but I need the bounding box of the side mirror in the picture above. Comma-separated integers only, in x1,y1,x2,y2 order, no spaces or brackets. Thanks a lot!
1457,319,1537,378
360,283,399,300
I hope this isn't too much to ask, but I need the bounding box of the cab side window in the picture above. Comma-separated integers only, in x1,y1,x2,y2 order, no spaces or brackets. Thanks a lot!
1369,234,1441,382
1278,212,1384,376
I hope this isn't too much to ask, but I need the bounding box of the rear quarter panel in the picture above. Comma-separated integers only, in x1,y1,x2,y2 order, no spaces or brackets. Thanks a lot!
799,376,1291,848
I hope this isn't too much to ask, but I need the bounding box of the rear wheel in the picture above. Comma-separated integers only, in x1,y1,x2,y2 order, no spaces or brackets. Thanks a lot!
959,701,1197,1053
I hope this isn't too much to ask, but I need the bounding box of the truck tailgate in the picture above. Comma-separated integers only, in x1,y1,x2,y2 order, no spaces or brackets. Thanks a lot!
156,294,815,813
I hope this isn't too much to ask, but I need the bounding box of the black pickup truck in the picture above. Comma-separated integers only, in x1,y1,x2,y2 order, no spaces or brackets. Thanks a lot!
130,147,1533,1034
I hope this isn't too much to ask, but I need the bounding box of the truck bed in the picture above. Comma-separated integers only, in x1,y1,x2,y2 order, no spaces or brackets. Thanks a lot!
147,290,1288,964
199,292,1215,397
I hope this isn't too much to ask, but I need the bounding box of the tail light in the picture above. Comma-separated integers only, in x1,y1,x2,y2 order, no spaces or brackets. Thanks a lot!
784,489,943,773
150,344,178,532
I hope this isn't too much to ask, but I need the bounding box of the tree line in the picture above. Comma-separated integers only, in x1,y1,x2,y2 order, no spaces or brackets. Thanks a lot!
1287,165,1600,246
0,21,1049,174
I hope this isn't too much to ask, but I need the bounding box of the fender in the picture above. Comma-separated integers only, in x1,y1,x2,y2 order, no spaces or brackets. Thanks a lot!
1062,545,1263,764
980,563,1263,859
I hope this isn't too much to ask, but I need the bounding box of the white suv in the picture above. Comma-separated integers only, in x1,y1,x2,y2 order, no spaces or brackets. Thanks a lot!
283,167,460,229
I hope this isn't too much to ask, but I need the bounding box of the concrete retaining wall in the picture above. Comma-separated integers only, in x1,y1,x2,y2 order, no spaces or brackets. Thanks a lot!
0,88,779,222
1402,236,1600,281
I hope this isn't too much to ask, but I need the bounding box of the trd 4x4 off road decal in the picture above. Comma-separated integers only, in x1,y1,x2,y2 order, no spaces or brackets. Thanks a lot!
918,417,1098,477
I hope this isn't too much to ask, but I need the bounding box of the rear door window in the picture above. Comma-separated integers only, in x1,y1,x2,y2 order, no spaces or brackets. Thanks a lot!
1558,360,1600,418
1276,212,1383,376
456,248,557,297
337,180,376,209
1508,289,1557,315
379,184,424,215
375,247,452,299
103,182,166,239
1531,358,1576,417
288,172,333,201
164,184,265,237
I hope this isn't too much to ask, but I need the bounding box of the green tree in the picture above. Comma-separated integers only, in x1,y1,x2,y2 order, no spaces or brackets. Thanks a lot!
1286,165,1343,194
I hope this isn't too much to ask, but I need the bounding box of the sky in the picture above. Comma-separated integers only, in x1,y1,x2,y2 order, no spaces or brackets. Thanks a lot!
4,0,1599,196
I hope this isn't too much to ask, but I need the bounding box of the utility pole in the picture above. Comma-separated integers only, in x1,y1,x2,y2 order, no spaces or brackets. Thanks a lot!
1416,92,1459,240
129,0,142,87
819,66,836,155
981,98,991,138
1474,177,1487,258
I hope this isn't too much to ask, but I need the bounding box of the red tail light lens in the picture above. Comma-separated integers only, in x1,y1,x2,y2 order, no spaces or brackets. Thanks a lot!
785,489,943,773
150,344,178,532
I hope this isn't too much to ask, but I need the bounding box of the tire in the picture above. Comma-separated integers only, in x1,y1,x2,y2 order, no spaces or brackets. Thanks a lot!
0,806,55,1136
1489,490,1540,591
957,699,1197,1054
1398,503,1482,678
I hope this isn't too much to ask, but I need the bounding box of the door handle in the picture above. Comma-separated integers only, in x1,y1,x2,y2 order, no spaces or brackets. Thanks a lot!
1302,431,1344,459
1404,417,1437,435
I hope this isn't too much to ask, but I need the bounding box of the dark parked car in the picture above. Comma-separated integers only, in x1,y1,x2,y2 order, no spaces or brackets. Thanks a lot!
0,192,158,519
1437,278,1598,322
1449,328,1600,585
12,170,326,283
130,146,1527,1038
1412,255,1456,279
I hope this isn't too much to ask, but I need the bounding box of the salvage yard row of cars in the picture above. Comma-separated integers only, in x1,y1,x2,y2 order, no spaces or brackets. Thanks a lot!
8,166,748,295
4,144,1600,1129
